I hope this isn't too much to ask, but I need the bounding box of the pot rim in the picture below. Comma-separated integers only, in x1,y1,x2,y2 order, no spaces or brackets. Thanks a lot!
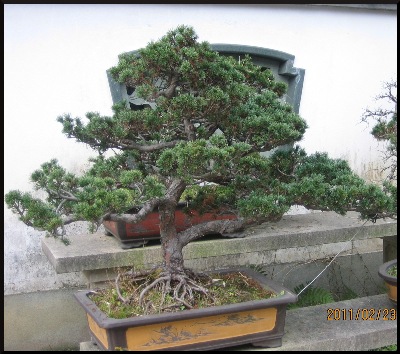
378,259,397,285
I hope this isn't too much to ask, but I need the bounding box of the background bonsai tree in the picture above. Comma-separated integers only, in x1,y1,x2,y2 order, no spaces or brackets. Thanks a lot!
5,25,397,309
361,79,397,192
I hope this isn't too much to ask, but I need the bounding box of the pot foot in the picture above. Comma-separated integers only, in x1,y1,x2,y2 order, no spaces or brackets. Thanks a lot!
120,240,148,249
251,337,282,348
221,232,245,238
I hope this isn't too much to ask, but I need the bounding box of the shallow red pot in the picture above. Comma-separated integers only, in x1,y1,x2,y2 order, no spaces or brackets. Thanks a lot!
103,204,237,249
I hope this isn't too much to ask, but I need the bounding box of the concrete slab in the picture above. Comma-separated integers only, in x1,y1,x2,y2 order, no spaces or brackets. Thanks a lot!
42,211,396,275
4,288,91,351
258,293,397,351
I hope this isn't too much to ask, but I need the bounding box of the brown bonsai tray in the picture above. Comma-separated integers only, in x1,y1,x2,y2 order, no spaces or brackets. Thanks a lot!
74,267,298,351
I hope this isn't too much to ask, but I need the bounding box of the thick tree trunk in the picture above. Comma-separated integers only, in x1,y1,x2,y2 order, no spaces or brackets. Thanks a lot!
159,178,187,274
159,200,186,274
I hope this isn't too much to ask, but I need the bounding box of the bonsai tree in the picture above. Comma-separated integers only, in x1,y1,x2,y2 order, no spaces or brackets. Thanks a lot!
5,25,397,310
361,79,397,189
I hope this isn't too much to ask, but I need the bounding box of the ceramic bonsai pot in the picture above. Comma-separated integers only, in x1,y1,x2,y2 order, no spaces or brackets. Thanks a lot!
74,267,297,351
103,202,238,249
378,259,397,306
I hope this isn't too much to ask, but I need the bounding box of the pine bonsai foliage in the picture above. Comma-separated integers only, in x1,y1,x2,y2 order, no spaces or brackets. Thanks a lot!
5,25,396,309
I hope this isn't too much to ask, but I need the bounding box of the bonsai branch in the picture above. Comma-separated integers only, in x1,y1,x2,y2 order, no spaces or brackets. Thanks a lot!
102,198,163,223
55,199,67,214
178,218,247,245
184,118,196,141
12,204,34,227
47,188,79,201
103,179,186,224
61,214,84,225
119,140,179,152
156,74,179,99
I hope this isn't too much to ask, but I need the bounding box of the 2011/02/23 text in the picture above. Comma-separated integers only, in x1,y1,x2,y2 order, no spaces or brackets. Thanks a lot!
327,308,396,321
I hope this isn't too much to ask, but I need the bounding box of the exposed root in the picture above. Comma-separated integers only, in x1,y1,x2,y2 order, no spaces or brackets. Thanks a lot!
139,275,171,305
114,267,216,314
115,273,128,303
91,268,277,318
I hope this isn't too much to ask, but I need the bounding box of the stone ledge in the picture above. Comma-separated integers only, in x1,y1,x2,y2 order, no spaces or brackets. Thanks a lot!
255,293,397,351
80,294,397,351
41,211,396,275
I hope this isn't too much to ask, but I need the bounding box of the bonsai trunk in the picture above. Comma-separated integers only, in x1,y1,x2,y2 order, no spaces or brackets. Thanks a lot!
159,200,186,275
159,178,187,275
157,178,246,276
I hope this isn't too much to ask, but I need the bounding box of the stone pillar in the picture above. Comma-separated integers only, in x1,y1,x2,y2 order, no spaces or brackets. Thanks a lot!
383,235,397,263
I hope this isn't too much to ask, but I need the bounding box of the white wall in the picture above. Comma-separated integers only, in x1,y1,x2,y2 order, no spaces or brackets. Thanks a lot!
4,4,397,294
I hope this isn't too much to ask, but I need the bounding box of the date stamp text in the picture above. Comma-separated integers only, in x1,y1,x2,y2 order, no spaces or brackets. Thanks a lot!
327,308,396,321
